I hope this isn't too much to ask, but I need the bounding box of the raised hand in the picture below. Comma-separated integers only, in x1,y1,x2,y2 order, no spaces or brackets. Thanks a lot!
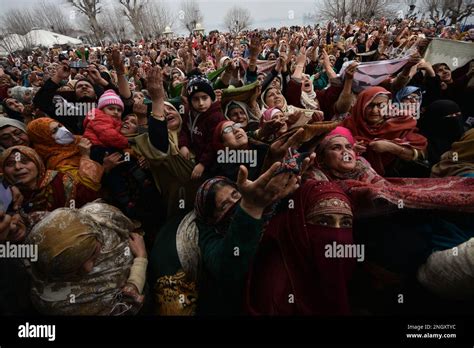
146,66,165,102
237,162,299,219
111,48,125,75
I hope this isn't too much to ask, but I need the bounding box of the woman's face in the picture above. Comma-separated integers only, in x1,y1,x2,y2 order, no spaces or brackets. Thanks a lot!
265,88,285,109
435,64,452,83
5,98,24,113
0,126,29,148
302,75,312,93
133,92,145,105
165,104,181,131
120,115,138,136
364,94,389,125
3,151,39,190
221,121,248,149
323,136,356,173
213,184,241,222
308,213,353,228
228,107,248,127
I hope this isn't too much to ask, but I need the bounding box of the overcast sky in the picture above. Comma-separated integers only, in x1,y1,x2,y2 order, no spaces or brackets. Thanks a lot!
0,0,320,33
2,0,464,35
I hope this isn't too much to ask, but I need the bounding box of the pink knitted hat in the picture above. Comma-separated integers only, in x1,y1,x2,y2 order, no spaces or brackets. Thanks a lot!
98,89,124,111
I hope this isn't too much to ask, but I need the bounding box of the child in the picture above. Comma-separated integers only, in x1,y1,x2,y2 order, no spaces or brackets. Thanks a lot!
179,75,225,179
83,90,135,215
83,89,129,163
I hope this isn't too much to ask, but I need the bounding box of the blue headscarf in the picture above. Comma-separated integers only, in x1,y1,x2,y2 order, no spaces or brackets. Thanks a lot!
394,86,422,104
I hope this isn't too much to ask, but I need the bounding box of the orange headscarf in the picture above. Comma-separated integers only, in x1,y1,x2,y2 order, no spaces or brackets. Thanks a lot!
27,118,82,170
343,86,427,175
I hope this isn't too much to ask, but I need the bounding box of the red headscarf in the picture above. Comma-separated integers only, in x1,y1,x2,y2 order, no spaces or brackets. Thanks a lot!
212,120,230,152
244,180,355,315
343,86,427,175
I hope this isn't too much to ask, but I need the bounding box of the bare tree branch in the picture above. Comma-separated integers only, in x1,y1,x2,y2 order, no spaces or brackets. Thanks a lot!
179,0,203,34
223,6,252,34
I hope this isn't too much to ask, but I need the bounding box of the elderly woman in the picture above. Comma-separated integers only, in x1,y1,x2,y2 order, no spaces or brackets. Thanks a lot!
150,163,300,315
0,118,30,151
245,180,356,315
307,126,474,213
26,117,103,191
0,146,99,214
224,100,259,131
25,202,147,315
343,86,428,176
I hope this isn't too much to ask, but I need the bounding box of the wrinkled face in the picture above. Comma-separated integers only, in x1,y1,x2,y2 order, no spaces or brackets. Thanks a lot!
264,88,285,109
308,212,353,228
221,121,248,149
364,94,389,125
228,107,248,127
3,151,39,190
191,92,212,113
120,115,138,136
5,98,24,113
165,104,181,131
302,75,312,93
213,184,241,222
323,136,356,173
102,105,122,119
0,126,29,148
75,80,96,99
435,64,452,83
133,92,145,105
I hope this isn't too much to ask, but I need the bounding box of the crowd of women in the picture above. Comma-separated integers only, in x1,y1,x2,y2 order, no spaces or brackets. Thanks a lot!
0,15,473,316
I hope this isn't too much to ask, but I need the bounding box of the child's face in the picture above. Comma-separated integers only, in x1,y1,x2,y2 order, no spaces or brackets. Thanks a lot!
191,92,212,113
102,105,123,119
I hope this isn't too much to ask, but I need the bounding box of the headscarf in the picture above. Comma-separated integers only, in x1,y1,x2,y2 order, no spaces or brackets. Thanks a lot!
26,202,140,315
26,117,82,170
0,117,27,133
0,145,46,184
212,120,231,152
2,99,23,122
394,86,422,104
8,86,34,104
223,100,259,128
311,126,383,184
32,211,99,278
431,128,474,178
419,100,465,165
194,177,238,229
245,180,355,315
343,86,428,175
260,107,282,126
